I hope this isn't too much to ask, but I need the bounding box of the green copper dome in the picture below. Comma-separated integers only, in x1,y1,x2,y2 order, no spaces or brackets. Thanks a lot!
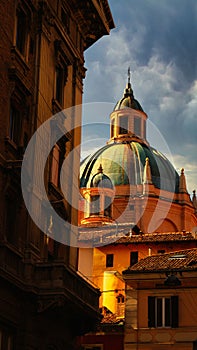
113,71,144,112
114,95,144,112
80,141,179,193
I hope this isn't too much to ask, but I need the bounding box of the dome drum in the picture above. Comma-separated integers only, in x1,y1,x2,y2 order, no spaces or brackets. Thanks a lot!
110,109,147,142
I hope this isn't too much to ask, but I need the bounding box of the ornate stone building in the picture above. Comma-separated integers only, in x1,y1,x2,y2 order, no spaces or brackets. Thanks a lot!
0,0,114,349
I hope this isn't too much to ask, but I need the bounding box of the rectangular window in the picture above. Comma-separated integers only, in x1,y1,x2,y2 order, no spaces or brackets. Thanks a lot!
16,8,28,56
55,66,64,105
130,251,138,266
7,335,13,350
158,249,165,254
193,341,197,350
119,116,128,134
104,196,112,217
83,346,102,350
6,198,17,245
61,7,70,33
9,105,22,145
111,118,115,138
90,195,100,216
143,119,146,138
51,144,60,187
0,328,14,350
134,116,141,136
148,296,178,328
106,253,114,267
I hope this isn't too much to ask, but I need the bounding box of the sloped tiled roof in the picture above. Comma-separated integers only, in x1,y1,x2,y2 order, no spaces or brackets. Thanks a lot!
115,232,196,244
79,228,197,246
101,313,124,324
124,248,197,273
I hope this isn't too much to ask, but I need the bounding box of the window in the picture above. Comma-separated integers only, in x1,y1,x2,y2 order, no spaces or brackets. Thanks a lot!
111,118,115,138
90,195,100,216
51,144,60,187
148,296,178,328
193,341,197,350
7,335,12,350
106,253,114,267
0,328,14,350
61,7,70,33
15,8,28,56
9,104,22,145
104,196,112,217
55,66,64,105
116,293,125,318
143,119,146,138
6,197,18,245
134,116,141,136
83,346,102,350
158,249,165,254
130,251,138,266
119,115,128,134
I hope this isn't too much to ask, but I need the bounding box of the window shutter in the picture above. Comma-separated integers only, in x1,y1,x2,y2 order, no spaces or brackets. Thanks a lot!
171,296,179,328
148,296,155,327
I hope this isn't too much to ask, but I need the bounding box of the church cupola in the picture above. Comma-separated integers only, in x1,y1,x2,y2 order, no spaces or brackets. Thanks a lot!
80,165,115,226
109,68,148,143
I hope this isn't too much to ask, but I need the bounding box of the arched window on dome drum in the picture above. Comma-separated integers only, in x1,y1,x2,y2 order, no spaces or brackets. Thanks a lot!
111,118,115,138
90,195,100,216
104,196,112,217
134,116,141,136
119,115,128,134
143,119,146,139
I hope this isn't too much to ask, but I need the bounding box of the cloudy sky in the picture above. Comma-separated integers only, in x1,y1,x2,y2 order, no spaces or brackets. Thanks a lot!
82,0,197,195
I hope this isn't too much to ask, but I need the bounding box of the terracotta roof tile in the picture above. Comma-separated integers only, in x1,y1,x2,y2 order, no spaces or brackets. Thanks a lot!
79,228,196,245
101,313,124,324
115,232,196,244
125,248,197,273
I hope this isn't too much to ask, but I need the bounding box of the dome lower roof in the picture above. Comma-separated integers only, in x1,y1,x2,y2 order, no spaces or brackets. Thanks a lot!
80,141,179,193
90,171,113,189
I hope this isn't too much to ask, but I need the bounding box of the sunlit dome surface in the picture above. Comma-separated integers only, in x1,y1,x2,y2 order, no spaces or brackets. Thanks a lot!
114,95,144,112
80,141,179,193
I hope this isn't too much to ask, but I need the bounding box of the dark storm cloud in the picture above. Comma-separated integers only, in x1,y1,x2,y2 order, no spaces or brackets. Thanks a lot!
83,0,197,193
117,0,197,76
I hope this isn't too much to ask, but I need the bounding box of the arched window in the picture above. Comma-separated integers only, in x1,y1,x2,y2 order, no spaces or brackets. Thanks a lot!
90,195,100,216
134,116,141,136
104,196,112,217
111,118,115,138
119,115,128,134
116,294,125,318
